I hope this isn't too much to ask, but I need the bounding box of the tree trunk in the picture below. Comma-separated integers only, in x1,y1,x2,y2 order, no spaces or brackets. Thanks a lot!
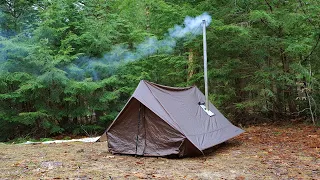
280,47,297,114
187,48,194,83
145,4,150,31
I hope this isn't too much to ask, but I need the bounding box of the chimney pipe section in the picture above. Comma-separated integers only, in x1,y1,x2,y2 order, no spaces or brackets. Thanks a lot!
202,20,209,110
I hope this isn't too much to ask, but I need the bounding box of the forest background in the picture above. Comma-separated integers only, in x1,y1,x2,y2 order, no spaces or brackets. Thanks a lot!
0,0,319,141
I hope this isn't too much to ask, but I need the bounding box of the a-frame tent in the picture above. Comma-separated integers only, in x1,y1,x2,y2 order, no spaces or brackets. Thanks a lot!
99,80,244,157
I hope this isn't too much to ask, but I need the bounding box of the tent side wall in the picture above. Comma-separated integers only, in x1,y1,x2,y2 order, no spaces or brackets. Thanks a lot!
107,98,141,155
178,138,203,157
142,107,199,157
107,98,201,156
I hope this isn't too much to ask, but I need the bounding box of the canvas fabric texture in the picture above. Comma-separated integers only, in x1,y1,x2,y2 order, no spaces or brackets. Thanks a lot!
101,80,244,157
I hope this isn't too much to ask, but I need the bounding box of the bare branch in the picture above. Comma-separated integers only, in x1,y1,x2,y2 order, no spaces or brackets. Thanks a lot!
264,0,273,12
290,108,310,115
297,0,320,62
306,91,316,125
304,34,320,62
298,0,317,28
260,19,277,34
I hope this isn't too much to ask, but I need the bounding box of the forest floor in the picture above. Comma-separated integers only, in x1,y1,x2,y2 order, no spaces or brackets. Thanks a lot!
0,123,319,179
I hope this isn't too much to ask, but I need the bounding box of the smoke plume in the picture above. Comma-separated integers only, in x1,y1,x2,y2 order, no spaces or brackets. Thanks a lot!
0,12,212,80
66,12,212,81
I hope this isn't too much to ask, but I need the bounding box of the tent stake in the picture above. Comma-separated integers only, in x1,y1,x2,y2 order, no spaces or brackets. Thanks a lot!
202,20,209,110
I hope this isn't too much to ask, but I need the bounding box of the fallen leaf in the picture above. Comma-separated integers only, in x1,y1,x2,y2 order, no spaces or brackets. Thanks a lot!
133,172,147,179
235,176,245,180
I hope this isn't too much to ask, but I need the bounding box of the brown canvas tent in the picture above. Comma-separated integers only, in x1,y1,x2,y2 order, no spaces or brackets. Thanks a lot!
99,80,244,157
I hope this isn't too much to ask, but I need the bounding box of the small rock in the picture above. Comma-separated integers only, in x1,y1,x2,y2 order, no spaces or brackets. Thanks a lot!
99,151,109,157
76,149,85,153
40,161,63,169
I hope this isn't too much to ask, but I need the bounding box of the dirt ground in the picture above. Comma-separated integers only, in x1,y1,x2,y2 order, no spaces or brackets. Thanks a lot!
0,123,319,179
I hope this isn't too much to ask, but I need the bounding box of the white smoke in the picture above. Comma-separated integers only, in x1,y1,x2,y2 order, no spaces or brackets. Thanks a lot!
169,12,212,38
67,12,212,80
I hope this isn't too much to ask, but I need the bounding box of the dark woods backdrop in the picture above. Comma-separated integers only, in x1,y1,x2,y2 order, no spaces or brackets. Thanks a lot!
0,0,319,141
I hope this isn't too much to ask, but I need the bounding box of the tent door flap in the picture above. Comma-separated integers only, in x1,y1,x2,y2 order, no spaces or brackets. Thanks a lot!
135,103,146,155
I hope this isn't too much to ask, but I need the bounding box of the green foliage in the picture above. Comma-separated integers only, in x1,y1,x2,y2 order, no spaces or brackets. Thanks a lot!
17,112,49,125
72,124,104,136
40,138,55,142
8,137,37,144
0,0,319,141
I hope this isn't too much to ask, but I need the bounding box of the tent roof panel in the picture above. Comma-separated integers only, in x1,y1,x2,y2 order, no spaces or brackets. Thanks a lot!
139,80,244,150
